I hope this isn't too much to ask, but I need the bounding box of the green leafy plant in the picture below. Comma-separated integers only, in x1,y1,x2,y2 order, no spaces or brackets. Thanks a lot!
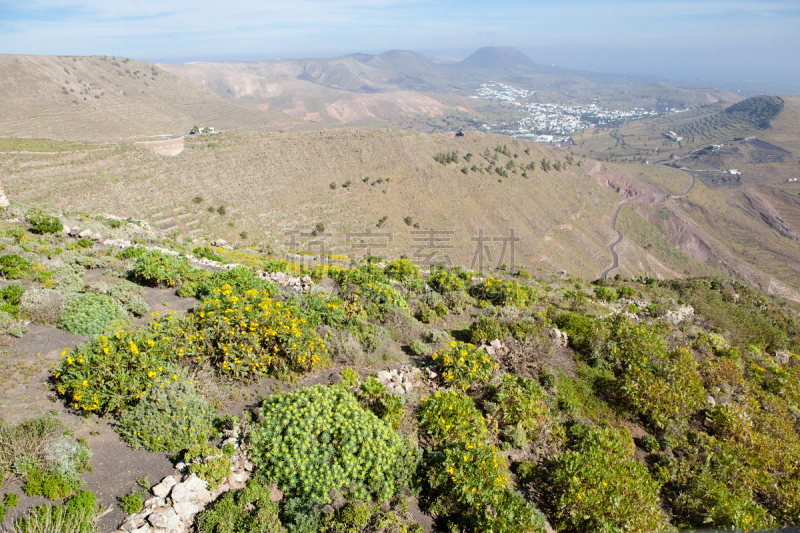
339,367,359,388
58,293,124,335
11,490,97,533
0,254,32,279
418,390,487,443
117,369,215,452
119,490,144,515
129,249,196,287
0,493,18,523
196,474,284,533
182,444,231,489
548,424,670,532
28,211,63,234
251,385,419,503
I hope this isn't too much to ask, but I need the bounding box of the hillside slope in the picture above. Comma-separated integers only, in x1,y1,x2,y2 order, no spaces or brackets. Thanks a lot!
0,55,295,141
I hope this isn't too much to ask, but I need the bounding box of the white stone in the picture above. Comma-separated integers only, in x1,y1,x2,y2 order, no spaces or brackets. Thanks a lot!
143,496,166,508
147,508,180,531
152,476,177,498
173,501,200,523
78,229,93,238
376,371,391,382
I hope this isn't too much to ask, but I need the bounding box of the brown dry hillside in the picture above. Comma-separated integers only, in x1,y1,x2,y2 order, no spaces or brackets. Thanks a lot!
4,129,630,278
0,55,296,141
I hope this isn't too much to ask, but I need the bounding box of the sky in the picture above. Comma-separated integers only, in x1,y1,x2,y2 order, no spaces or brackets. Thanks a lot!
1,0,799,85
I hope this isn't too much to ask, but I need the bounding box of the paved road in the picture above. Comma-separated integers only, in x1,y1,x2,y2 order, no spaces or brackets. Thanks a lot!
600,173,696,279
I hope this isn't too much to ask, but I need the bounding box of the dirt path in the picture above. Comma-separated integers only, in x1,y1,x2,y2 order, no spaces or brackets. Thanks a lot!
600,173,695,279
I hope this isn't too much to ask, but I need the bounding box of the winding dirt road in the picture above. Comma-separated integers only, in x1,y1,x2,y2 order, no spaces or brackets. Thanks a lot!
600,173,696,279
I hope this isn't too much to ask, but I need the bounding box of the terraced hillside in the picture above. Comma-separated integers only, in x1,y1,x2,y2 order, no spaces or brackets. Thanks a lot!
4,129,631,280
0,55,296,141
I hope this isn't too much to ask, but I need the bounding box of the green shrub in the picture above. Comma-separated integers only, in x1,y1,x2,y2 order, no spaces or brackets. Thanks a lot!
443,290,476,314
469,277,536,307
183,266,276,301
409,340,431,356
251,385,419,503
431,341,496,389
0,254,32,279
119,246,145,259
182,444,231,489
105,280,149,317
28,211,63,234
0,415,71,482
192,246,223,262
58,293,124,335
548,424,670,532
339,367,360,388
196,474,284,533
24,468,73,500
129,250,196,287
490,374,549,439
76,238,93,248
318,500,424,533
606,320,705,430
117,370,215,452
11,490,97,533
119,490,143,515
594,286,617,302
424,328,453,344
1,285,25,306
0,493,18,523
469,316,504,344
192,285,327,380
418,390,487,444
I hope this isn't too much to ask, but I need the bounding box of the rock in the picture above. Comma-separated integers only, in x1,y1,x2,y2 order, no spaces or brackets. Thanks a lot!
69,227,81,236
268,483,283,502
485,346,496,356
706,394,716,407
131,527,153,533
173,501,200,523
775,350,791,365
377,371,391,382
120,518,145,531
214,239,227,246
171,474,210,504
147,508,180,532
62,225,70,234
78,229,92,238
403,381,413,393
143,496,165,509
490,339,503,349
151,476,177,498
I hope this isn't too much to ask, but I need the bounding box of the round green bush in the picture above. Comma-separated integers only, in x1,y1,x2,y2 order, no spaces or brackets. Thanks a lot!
58,293,124,335
0,254,32,279
251,385,419,503
28,211,63,234
116,369,215,452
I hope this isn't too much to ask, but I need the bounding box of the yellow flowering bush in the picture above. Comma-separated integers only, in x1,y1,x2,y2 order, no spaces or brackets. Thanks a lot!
383,258,421,284
427,266,471,294
418,390,487,443
54,324,185,414
116,369,215,452
431,341,496,389
193,285,327,380
419,389,546,532
469,277,537,307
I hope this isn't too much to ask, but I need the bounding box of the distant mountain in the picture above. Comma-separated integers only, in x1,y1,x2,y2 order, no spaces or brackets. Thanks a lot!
456,46,541,71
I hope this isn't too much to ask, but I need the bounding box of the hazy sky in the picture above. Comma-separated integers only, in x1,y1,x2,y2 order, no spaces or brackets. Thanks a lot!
2,0,798,84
